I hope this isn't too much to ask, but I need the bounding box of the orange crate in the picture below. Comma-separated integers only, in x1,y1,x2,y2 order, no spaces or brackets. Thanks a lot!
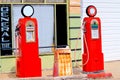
53,48,73,76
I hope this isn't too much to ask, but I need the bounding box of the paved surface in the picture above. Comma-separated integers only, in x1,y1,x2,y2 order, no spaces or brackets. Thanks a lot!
103,60,120,80
0,60,120,80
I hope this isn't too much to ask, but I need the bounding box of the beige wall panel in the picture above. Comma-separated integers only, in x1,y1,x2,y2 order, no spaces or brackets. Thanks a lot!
70,0,80,6
70,7,80,14
1,0,21,2
23,0,44,3
46,0,66,3
70,0,80,14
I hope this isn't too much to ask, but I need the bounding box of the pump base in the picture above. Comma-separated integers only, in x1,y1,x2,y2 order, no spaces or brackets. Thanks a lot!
82,70,104,74
16,57,42,77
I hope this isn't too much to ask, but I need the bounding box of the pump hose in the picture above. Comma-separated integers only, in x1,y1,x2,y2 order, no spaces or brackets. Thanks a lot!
15,24,21,57
73,22,90,68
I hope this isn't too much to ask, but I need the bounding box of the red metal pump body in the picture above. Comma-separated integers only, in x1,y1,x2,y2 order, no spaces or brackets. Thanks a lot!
82,16,104,72
16,17,42,77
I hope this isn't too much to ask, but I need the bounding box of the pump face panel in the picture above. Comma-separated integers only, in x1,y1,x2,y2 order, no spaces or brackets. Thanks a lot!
91,19,99,39
26,20,35,42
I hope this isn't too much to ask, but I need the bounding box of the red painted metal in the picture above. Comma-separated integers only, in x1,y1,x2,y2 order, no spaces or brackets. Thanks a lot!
16,17,42,77
82,6,112,79
87,72,112,79
82,17,104,72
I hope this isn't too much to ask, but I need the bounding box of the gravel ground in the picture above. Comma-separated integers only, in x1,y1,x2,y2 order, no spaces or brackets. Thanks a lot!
0,60,120,80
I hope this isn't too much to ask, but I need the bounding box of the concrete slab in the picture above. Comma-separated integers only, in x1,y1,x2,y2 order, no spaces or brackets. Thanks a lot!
0,60,120,80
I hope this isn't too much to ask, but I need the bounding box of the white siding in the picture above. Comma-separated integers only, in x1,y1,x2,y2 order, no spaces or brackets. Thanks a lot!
82,0,120,61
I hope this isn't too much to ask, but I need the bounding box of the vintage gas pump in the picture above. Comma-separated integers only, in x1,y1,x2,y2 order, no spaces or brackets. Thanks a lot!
16,5,42,77
82,5,104,73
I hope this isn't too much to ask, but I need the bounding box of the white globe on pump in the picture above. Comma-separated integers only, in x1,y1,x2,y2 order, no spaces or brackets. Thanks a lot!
21,5,34,17
86,5,97,17
90,8,95,14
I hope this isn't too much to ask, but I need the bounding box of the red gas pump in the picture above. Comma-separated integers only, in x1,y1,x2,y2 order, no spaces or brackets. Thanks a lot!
16,5,42,77
82,5,104,73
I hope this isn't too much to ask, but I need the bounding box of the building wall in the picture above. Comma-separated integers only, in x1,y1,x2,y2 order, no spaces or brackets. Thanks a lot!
0,0,66,3
0,1,68,73
69,0,81,64
0,0,21,2
82,0,120,61
70,0,80,14
0,0,82,73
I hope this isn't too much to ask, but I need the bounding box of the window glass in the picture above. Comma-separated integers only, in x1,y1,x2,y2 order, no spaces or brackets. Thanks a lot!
13,5,54,53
